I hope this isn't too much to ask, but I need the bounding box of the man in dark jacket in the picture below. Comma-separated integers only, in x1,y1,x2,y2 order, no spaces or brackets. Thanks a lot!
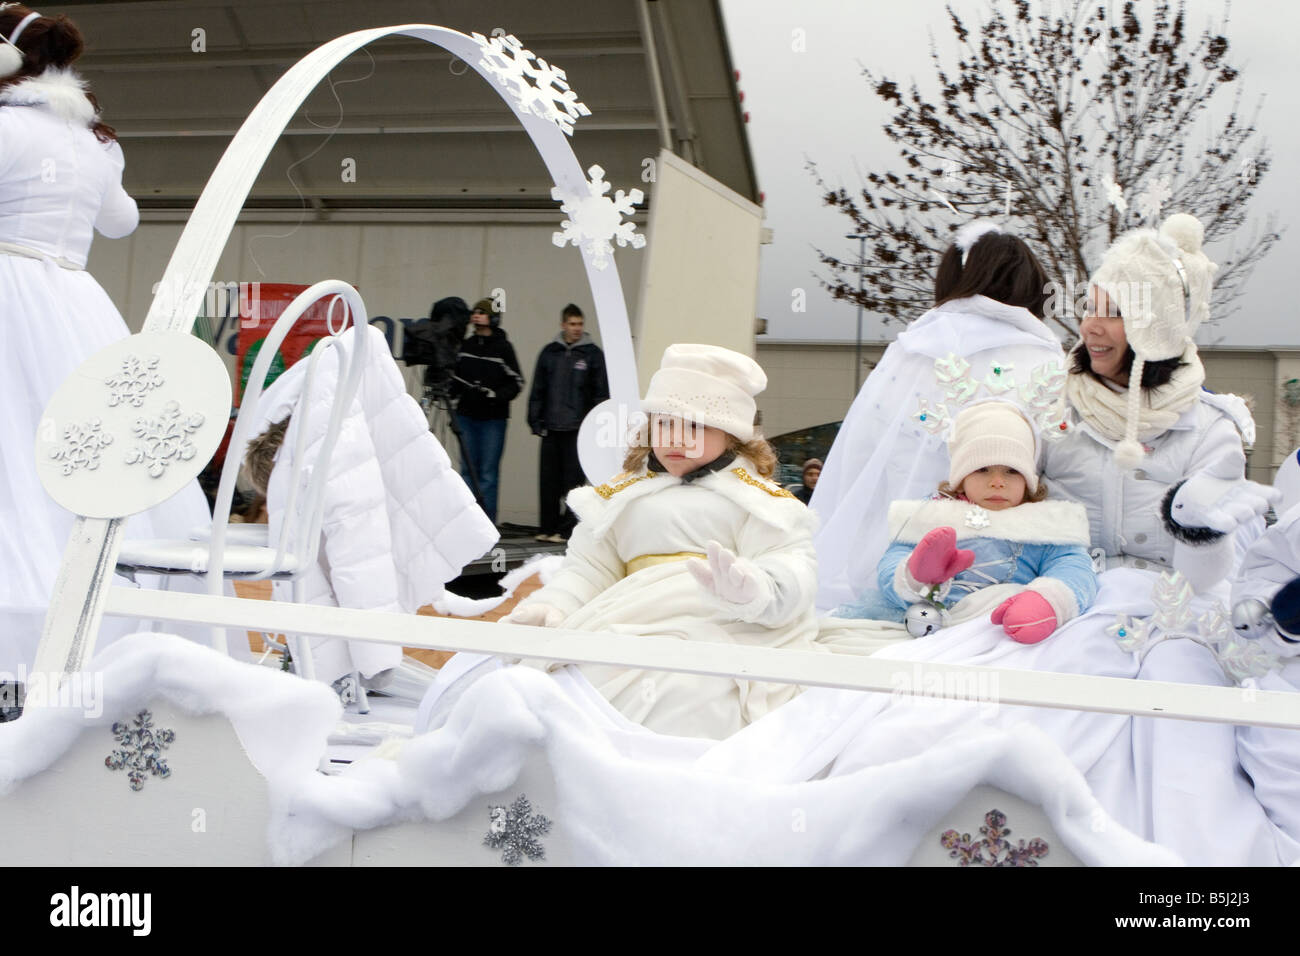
450,298,525,523
528,304,609,541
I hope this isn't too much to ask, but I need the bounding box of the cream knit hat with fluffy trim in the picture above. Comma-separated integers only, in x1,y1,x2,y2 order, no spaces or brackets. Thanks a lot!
1087,213,1217,468
641,344,767,441
947,401,1040,494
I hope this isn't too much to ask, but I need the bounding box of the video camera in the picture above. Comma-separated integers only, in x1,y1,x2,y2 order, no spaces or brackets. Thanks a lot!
401,295,470,401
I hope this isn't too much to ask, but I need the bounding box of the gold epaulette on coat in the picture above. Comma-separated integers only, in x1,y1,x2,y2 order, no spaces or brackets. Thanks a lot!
730,466,796,498
593,472,662,499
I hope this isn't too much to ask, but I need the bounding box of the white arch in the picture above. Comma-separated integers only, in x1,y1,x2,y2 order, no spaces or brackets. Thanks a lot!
143,24,640,412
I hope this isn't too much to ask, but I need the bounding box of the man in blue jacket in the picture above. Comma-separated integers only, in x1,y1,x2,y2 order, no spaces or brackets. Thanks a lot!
450,298,525,524
528,304,609,541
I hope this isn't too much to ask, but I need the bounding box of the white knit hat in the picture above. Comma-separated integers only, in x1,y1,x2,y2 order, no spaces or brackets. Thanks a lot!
1086,212,1217,467
641,343,767,441
947,402,1039,494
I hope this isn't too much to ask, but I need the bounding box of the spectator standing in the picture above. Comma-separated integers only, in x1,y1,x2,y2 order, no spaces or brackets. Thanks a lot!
528,304,609,541
450,298,524,523
794,458,822,505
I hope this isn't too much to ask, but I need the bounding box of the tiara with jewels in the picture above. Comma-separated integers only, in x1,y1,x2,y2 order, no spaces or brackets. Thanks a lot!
1106,570,1280,685
915,353,1070,443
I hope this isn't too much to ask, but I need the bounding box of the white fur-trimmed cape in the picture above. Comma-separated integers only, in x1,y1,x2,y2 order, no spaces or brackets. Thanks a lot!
887,498,1090,547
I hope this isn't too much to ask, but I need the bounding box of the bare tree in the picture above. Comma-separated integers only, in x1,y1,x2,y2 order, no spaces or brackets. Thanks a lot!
811,0,1280,341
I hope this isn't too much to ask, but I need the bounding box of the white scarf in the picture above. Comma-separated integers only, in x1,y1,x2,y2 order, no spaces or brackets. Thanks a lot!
1065,343,1205,443
0,67,96,126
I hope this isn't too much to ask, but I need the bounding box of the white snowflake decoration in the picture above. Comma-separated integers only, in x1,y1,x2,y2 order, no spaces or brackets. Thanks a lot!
1105,570,1280,683
916,355,1069,444
1103,175,1127,213
1136,175,1172,223
50,419,114,476
1106,614,1149,654
916,397,950,435
552,164,645,270
963,506,991,531
124,400,205,479
105,355,164,408
473,32,591,136
982,359,1016,394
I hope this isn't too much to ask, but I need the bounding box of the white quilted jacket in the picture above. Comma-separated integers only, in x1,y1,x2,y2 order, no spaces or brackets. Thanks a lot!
253,326,499,679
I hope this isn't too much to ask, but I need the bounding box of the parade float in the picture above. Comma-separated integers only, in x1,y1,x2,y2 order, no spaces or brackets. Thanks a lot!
0,24,1296,868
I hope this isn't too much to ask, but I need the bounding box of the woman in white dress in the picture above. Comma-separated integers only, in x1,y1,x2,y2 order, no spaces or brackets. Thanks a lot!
0,6,209,676
811,221,1065,610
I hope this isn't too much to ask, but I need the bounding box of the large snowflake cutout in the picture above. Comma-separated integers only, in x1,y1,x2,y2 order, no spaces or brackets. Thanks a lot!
483,794,552,865
915,355,1069,444
552,164,645,270
105,709,175,791
124,400,204,479
940,809,1049,866
473,32,591,136
50,419,113,476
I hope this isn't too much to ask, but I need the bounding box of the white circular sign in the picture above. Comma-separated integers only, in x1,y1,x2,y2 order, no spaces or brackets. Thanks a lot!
35,333,232,519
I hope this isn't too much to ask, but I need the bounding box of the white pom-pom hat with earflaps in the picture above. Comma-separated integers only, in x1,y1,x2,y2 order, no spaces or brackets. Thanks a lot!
1085,212,1217,469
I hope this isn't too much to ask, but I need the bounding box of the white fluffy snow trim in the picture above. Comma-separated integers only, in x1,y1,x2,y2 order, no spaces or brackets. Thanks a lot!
431,553,566,618
0,67,96,126
887,498,1090,547
1025,576,1079,623
893,556,930,603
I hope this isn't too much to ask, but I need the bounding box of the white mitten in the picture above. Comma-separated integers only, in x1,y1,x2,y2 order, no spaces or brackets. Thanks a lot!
687,540,768,610
502,603,566,628
1169,449,1280,534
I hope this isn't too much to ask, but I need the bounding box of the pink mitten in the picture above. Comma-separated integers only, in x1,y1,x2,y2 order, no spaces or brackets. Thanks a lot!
907,527,975,584
990,591,1058,644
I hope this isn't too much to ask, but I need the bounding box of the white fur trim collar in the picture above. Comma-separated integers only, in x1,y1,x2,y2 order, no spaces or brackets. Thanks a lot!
887,498,1090,546
0,68,97,126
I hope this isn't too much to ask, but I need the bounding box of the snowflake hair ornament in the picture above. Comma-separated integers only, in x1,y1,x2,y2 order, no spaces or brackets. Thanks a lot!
1136,176,1173,224
552,164,645,270
914,353,1069,442
472,32,591,136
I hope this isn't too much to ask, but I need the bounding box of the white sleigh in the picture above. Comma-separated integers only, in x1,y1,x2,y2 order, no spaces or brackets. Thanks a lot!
2,25,1296,868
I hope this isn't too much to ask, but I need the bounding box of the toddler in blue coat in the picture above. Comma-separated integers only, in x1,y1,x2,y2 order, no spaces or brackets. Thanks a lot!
834,402,1097,643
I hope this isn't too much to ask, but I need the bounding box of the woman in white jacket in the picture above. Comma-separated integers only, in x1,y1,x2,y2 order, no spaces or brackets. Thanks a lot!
812,221,1065,610
0,7,209,675
506,344,821,740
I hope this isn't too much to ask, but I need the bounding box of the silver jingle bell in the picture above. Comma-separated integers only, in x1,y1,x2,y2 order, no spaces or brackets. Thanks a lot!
905,602,944,638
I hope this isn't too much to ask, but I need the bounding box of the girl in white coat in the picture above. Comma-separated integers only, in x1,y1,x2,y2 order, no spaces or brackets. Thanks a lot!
0,6,209,675
812,222,1065,610
506,344,821,740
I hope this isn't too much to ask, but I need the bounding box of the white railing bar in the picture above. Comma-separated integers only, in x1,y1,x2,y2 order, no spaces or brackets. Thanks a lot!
103,589,1300,730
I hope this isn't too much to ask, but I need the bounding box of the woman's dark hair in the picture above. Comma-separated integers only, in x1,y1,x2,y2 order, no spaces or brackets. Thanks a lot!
934,231,1049,318
0,6,116,143
1070,343,1185,391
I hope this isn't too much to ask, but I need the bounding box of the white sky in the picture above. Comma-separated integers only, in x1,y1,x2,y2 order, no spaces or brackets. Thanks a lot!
719,0,1299,347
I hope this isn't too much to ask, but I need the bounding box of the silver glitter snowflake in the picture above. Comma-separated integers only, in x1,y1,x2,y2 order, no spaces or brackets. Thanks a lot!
123,400,204,478
105,354,164,408
473,32,591,136
49,418,113,476
105,709,175,791
964,506,991,530
483,794,552,865
551,164,645,270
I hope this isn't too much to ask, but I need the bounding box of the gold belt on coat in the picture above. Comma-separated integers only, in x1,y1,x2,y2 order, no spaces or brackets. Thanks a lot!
624,551,706,576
